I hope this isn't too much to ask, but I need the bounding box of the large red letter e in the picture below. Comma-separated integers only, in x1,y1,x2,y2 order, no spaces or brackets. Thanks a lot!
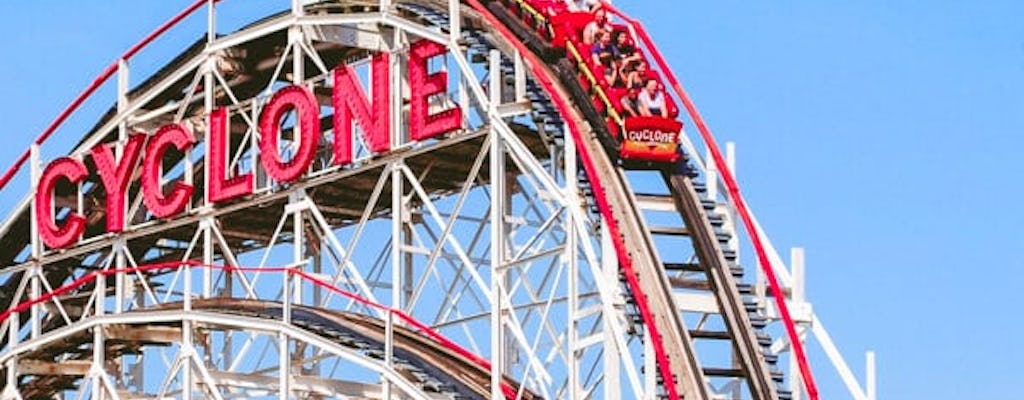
409,40,461,141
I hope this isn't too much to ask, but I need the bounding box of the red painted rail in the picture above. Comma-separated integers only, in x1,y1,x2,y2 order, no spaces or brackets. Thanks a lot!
599,3,820,398
0,0,219,194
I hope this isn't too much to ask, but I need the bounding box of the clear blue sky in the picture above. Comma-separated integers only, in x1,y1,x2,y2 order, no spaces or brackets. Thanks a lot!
0,1,1020,399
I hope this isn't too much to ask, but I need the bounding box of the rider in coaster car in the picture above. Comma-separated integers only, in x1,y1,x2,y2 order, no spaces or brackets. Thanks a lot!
621,88,641,118
614,30,642,66
638,77,667,118
591,30,621,86
569,0,600,12
623,60,649,90
583,7,611,45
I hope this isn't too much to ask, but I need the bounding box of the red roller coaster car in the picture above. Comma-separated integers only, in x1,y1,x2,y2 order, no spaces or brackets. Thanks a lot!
501,0,684,163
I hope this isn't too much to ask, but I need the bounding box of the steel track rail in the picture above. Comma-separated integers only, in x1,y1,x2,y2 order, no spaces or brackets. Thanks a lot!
462,1,707,398
5,299,536,399
661,167,779,400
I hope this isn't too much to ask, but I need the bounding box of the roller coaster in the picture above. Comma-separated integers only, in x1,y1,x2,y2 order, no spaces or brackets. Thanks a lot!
0,1,874,399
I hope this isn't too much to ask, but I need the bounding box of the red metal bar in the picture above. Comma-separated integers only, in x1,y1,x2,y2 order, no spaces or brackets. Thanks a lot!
600,3,820,398
462,1,683,398
0,0,218,194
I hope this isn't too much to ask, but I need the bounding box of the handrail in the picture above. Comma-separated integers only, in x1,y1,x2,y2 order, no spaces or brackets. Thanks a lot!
564,39,624,125
0,259,518,399
509,0,556,38
598,2,821,399
0,0,219,195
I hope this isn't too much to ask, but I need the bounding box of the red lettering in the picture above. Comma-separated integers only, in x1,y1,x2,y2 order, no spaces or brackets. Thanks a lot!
259,85,321,183
409,40,461,141
142,124,195,218
333,52,390,165
35,157,88,249
91,135,145,232
208,107,253,203
33,49,474,241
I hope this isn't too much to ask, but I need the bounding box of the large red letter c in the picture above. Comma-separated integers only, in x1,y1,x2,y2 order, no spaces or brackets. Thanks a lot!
35,157,88,249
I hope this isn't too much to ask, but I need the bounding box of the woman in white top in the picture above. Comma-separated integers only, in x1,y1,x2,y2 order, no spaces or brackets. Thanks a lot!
638,78,667,118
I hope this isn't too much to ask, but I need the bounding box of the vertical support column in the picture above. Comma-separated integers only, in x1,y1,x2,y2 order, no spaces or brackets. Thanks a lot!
285,17,306,381
5,301,18,396
383,311,395,399
705,146,718,201
489,91,507,400
789,247,806,400
200,219,214,373
207,0,216,43
791,247,806,304
600,219,621,399
489,50,502,107
285,193,303,400
390,27,404,151
29,145,41,340
280,268,291,400
278,332,290,399
290,0,304,84
92,267,107,400
291,194,304,305
117,59,129,145
182,257,193,400
564,127,579,399
251,96,263,191
115,239,127,314
203,55,215,206
391,162,404,313
448,0,461,44
514,50,526,101
196,15,217,392
866,351,877,400
116,59,130,320
202,219,214,298
390,20,406,320
403,224,414,309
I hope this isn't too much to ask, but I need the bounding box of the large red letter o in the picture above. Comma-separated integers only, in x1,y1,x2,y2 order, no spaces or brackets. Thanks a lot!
259,85,320,183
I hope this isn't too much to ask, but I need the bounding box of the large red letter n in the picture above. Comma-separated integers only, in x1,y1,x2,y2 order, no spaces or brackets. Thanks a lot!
333,52,391,166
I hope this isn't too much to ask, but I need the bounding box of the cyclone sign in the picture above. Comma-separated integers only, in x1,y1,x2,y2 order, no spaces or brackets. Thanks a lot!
620,116,683,162
623,116,681,144
34,40,462,250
